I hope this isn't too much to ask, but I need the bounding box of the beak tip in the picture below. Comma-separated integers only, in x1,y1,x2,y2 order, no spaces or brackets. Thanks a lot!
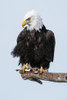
22,24,24,28
22,20,28,28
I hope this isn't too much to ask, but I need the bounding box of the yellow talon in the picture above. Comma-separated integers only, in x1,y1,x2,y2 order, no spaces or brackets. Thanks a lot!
43,69,48,73
38,66,43,73
20,63,29,73
38,66,48,73
25,63,29,69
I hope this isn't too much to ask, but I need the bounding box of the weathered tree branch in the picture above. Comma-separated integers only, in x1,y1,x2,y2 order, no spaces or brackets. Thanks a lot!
16,69,67,84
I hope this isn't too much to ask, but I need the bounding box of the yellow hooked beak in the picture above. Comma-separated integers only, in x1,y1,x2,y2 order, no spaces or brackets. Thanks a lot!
22,20,30,27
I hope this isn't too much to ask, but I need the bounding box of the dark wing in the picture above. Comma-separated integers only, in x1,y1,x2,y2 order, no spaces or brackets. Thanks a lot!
11,28,27,57
45,30,55,61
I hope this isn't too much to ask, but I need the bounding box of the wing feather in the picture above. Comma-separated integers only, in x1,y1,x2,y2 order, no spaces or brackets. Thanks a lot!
11,28,27,57
45,30,55,61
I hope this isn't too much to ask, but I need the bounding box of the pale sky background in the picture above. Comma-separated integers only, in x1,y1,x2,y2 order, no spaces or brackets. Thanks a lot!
0,0,67,100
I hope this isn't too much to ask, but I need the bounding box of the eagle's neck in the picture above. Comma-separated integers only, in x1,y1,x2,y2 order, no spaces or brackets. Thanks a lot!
26,25,47,33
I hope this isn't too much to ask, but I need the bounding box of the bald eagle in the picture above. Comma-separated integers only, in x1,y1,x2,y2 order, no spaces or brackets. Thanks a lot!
12,10,55,73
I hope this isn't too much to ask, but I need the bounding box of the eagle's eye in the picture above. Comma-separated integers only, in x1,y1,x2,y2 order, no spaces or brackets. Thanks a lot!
26,17,31,21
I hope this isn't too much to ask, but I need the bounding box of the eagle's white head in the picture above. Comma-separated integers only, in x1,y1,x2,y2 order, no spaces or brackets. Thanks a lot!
22,10,43,31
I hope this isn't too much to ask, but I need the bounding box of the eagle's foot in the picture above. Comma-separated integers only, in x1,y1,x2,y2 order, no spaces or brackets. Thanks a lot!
38,66,48,73
20,63,29,73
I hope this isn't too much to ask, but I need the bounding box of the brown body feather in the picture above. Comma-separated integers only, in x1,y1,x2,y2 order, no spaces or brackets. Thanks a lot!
12,26,55,69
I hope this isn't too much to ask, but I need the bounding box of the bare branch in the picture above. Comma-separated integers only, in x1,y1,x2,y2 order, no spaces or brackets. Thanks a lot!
16,69,67,84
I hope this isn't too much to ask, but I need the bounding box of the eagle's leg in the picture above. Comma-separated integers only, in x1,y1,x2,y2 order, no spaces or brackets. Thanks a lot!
20,63,29,73
38,66,48,73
